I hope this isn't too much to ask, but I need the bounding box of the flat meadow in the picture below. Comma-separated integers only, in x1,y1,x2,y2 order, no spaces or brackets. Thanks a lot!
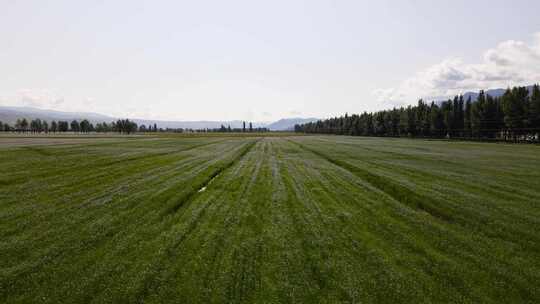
1,133,539,303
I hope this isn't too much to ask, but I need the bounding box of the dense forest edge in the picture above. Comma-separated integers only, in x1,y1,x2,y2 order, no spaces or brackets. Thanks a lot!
295,85,540,143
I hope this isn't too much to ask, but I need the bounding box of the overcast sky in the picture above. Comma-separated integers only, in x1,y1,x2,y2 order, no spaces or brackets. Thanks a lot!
1,0,540,121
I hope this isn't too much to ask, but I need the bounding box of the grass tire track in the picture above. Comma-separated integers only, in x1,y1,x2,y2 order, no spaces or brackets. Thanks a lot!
127,140,262,303
288,139,454,222
161,139,259,216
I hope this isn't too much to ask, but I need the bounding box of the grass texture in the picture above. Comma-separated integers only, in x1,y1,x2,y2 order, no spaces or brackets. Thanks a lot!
1,134,539,303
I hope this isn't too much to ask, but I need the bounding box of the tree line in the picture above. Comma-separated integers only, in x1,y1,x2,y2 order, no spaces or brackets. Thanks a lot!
0,119,270,134
295,85,540,142
0,118,142,134
164,121,269,133
205,121,268,133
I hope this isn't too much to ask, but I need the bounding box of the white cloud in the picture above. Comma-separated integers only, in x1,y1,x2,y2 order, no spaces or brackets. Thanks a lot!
374,32,540,106
0,89,103,114
17,89,66,109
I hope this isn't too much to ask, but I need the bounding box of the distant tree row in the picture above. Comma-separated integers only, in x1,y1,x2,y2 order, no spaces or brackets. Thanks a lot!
0,119,270,134
159,124,268,133
207,123,268,133
295,85,540,142
242,121,254,132
0,118,142,134
138,123,160,133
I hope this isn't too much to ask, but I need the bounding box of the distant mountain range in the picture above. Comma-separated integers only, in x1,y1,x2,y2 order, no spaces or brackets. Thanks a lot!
450,85,534,102
265,118,319,131
0,106,112,123
0,106,318,131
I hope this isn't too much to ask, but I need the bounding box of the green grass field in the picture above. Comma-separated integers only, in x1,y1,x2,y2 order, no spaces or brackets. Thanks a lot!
1,134,539,303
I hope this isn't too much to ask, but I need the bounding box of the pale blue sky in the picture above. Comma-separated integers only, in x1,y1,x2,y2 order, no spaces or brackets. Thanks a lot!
1,0,540,121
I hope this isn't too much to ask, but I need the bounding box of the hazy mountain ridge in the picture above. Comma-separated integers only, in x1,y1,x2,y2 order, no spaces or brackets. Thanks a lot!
265,118,319,131
0,106,112,124
449,86,534,102
0,106,312,131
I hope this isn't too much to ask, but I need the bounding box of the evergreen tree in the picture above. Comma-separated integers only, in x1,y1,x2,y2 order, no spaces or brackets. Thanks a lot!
502,87,528,140
464,96,472,137
391,109,401,136
80,119,91,133
30,119,42,133
70,120,80,132
21,118,29,132
51,121,58,133
453,96,464,137
529,84,540,138
441,100,453,137
374,111,387,136
485,94,499,138
471,91,485,138
422,104,432,136
406,106,417,137
430,104,444,137
58,121,69,132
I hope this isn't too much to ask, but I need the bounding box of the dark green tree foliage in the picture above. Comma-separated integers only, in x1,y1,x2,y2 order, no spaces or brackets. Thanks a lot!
390,109,401,136
15,118,29,132
30,119,42,133
442,99,453,137
454,96,464,137
430,104,445,137
50,121,58,133
295,85,540,142
530,84,540,131
464,97,472,137
416,101,430,136
58,121,69,132
95,122,109,132
374,111,386,136
7,117,157,134
502,87,528,139
406,106,417,136
79,119,93,133
114,119,138,134
70,120,80,132
471,91,486,138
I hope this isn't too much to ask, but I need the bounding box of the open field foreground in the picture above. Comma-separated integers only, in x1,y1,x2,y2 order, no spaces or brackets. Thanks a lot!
1,135,539,303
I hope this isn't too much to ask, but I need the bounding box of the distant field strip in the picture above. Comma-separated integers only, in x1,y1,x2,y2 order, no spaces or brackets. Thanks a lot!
1,135,539,303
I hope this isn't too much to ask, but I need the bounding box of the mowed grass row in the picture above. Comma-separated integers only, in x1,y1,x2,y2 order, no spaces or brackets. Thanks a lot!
1,135,539,303
289,136,540,302
0,136,257,302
